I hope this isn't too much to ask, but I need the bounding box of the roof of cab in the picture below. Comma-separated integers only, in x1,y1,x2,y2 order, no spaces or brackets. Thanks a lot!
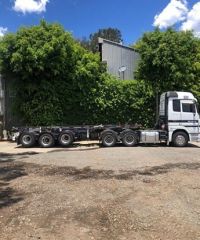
166,91,195,100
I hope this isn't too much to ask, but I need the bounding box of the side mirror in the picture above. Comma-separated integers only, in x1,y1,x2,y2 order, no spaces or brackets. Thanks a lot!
192,104,196,113
193,100,199,113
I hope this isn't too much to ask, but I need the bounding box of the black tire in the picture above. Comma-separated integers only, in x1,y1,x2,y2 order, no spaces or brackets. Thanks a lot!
122,131,138,147
38,133,55,148
20,133,36,148
102,133,117,147
172,131,188,147
58,132,74,147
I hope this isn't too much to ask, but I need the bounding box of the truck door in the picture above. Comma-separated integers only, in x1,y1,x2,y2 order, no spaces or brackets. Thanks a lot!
180,100,199,138
168,99,181,123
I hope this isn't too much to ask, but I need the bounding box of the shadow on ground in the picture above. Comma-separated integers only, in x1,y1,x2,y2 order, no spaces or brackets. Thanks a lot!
42,143,200,154
0,162,26,209
0,152,38,209
0,152,39,163
0,187,24,209
33,161,200,180
48,143,100,153
1,147,200,209
15,142,200,151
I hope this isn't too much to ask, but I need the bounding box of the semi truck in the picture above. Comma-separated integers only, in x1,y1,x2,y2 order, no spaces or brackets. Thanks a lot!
14,91,200,148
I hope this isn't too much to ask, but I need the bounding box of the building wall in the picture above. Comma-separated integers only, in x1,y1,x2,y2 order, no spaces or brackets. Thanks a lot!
0,75,22,132
99,38,140,80
5,77,23,130
0,75,4,137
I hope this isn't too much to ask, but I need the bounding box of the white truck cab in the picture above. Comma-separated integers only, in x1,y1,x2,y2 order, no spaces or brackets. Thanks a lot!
159,91,200,146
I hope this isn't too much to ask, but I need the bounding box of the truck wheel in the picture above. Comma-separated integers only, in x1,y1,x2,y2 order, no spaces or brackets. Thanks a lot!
58,132,74,147
172,131,188,147
122,132,138,147
20,133,36,148
102,133,117,147
39,133,55,148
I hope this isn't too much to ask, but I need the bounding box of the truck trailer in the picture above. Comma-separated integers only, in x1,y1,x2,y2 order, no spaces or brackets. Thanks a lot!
14,91,200,148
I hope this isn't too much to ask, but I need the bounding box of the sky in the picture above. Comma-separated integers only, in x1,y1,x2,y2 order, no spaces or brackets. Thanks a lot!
0,0,200,44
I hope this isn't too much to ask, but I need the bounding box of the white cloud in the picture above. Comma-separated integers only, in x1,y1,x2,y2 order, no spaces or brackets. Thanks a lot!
0,27,8,37
181,2,200,37
13,0,49,14
153,0,188,29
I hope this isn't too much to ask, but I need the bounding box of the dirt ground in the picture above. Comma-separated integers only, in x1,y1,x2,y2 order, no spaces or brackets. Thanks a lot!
1,142,200,240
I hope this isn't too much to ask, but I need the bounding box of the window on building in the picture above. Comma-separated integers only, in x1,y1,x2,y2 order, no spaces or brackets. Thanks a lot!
173,100,181,112
182,103,196,113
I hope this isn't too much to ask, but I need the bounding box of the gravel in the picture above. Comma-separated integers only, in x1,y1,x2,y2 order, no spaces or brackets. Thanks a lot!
1,142,200,240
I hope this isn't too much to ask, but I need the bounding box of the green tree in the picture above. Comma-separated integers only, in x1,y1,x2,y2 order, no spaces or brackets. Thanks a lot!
0,21,76,125
0,20,151,127
135,28,200,118
0,20,106,125
97,77,154,127
5,22,198,128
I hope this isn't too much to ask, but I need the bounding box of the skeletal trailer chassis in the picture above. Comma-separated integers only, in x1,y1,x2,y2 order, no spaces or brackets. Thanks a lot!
13,125,168,148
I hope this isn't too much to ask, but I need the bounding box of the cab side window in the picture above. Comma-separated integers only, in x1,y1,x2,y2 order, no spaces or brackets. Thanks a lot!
173,100,181,112
182,103,196,113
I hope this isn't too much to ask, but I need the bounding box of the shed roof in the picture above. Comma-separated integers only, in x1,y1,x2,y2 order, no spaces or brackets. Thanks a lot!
98,37,137,52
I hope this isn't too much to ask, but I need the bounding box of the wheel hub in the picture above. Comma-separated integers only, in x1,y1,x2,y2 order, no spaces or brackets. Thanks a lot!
61,134,70,144
176,135,185,145
105,135,114,144
22,135,31,144
126,135,134,143
42,136,50,145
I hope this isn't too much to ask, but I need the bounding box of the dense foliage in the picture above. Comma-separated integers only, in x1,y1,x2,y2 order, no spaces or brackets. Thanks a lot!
96,78,155,127
0,21,103,125
135,28,200,115
0,23,199,128
0,21,150,127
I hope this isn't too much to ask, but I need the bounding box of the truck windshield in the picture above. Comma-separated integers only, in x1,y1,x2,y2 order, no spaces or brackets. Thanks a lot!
182,103,196,113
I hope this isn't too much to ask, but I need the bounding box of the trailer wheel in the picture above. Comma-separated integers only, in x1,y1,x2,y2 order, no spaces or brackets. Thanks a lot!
122,131,138,147
20,133,36,148
58,132,74,147
102,133,117,147
39,133,55,148
172,131,188,147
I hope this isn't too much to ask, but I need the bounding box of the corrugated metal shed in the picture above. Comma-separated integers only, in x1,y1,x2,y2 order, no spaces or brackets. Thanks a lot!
98,38,140,80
